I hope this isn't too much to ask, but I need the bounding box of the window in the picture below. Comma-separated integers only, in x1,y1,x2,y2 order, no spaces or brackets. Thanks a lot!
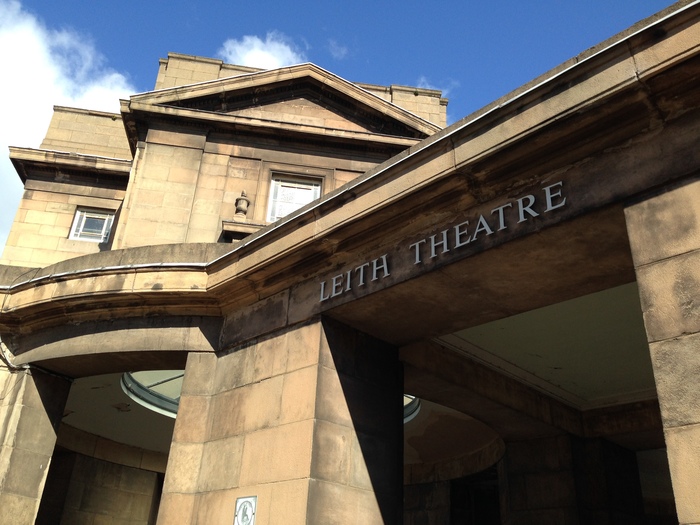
267,176,321,222
69,208,114,242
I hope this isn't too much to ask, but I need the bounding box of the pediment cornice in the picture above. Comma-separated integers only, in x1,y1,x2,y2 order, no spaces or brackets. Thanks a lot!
120,63,440,152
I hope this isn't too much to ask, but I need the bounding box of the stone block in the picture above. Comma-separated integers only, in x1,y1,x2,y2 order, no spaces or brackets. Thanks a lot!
133,189,165,208
162,192,194,210
187,212,220,232
285,320,322,373
306,478,385,524
192,187,224,204
238,375,284,431
119,219,158,241
140,450,168,473
207,391,240,442
624,178,700,267
81,484,134,517
635,249,700,342
5,280,57,310
132,269,207,292
239,420,313,485
10,405,58,455
664,422,700,524
209,376,284,439
167,167,199,185
57,508,94,525
94,439,141,469
348,430,395,494
0,493,39,525
155,493,196,525
212,345,255,394
3,448,51,499
279,365,317,425
155,222,189,242
183,228,216,243
193,489,237,524
649,332,700,428
198,436,244,491
172,394,211,443
21,369,71,417
316,364,397,438
252,332,289,382
128,493,155,521
310,419,354,486
162,442,203,494
118,465,157,495
55,212,78,228
0,246,35,266
267,478,310,525
180,353,216,396
315,364,353,429
219,292,290,352
37,225,69,237
15,233,59,250
197,172,227,190
632,17,700,81
146,129,206,150
140,164,170,181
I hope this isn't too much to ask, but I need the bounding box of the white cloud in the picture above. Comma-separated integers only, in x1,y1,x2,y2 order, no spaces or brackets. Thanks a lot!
217,31,306,69
417,76,460,98
0,0,135,254
328,39,348,60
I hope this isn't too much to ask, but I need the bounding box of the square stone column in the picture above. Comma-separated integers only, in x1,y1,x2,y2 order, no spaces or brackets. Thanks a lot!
0,366,71,524
158,317,403,524
624,177,700,524
500,435,644,524
499,435,579,524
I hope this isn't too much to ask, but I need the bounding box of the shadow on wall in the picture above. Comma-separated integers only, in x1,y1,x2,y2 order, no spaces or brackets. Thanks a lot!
322,317,404,524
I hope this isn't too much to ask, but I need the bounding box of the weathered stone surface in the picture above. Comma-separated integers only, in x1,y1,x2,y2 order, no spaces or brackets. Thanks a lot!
162,442,203,494
664,423,700,524
625,178,700,267
649,333,700,429
198,436,244,491
4,5,700,524
0,368,70,524
635,249,700,343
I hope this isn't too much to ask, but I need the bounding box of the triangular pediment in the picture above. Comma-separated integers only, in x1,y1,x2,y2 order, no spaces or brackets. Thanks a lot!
224,96,380,134
124,63,440,140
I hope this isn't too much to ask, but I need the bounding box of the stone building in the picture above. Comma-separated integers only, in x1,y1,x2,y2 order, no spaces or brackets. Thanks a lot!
1,2,699,523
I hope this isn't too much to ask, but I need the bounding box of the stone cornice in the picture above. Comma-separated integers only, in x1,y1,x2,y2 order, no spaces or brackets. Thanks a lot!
10,147,132,173
121,101,422,149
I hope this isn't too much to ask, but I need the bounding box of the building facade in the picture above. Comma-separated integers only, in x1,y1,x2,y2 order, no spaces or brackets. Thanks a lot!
1,2,700,523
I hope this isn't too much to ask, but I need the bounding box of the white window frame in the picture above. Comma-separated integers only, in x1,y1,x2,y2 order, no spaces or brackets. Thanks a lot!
69,208,115,243
266,175,322,222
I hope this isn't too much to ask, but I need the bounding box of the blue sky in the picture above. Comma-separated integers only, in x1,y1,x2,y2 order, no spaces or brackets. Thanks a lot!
0,0,678,251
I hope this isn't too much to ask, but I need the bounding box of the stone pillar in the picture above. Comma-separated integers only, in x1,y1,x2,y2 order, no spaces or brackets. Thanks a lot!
500,434,646,525
571,438,644,524
624,177,700,525
499,435,579,525
0,366,71,524
158,317,403,524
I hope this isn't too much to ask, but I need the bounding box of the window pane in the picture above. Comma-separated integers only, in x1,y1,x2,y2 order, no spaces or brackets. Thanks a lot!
69,209,114,242
268,178,320,221
82,216,106,236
